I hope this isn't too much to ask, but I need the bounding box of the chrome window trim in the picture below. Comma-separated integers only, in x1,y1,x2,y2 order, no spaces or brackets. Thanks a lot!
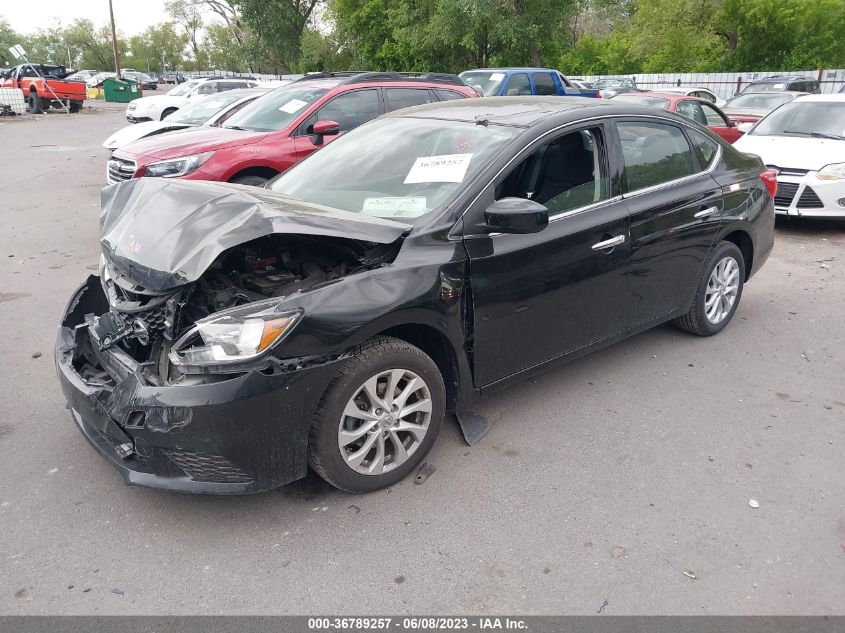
451,112,721,239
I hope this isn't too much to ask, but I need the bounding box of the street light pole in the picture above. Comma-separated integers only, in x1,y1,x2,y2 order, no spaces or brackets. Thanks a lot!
109,0,121,76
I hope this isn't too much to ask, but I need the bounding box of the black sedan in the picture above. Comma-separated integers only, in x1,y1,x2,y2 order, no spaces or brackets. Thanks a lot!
56,97,776,494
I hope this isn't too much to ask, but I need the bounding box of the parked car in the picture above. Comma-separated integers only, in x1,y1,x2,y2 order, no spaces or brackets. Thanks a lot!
108,71,479,186
64,69,99,83
102,88,269,152
125,78,258,122
650,86,725,107
459,68,600,97
59,97,776,494
740,75,820,95
0,63,86,113
594,77,637,98
721,91,809,127
734,94,845,218
610,92,742,143
121,71,158,91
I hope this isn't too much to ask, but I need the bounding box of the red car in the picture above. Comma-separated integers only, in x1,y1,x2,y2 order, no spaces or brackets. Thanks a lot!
611,92,743,143
107,72,478,186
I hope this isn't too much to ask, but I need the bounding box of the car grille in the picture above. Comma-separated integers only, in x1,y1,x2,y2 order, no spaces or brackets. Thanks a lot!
163,449,254,483
773,181,799,207
107,156,136,184
797,186,824,208
767,165,809,177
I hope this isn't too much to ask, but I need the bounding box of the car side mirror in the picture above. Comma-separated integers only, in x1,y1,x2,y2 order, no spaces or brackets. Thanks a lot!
311,120,340,146
485,197,549,234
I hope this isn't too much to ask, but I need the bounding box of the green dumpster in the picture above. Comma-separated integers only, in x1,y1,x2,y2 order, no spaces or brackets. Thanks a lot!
103,77,141,103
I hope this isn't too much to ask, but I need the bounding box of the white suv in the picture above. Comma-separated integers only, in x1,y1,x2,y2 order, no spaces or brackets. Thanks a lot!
125,78,257,123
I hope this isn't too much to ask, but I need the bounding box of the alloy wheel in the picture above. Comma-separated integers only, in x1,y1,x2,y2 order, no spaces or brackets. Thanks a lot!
705,255,740,324
337,369,432,476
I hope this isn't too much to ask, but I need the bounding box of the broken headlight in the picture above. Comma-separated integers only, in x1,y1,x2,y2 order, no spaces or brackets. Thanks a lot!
144,151,214,178
169,301,302,368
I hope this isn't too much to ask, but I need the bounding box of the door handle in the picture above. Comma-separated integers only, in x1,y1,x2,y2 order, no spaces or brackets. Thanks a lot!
591,235,625,251
695,205,719,219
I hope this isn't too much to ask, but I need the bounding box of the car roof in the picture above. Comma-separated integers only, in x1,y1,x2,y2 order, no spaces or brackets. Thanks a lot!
461,68,560,74
788,93,845,102
652,86,713,93
751,75,815,82
385,95,669,127
731,90,811,98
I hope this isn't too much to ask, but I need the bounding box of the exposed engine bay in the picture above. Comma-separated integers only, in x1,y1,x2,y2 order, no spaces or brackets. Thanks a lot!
90,234,401,383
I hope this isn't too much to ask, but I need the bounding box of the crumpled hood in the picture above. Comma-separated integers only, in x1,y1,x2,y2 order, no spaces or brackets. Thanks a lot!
102,121,193,150
100,178,410,292
733,134,845,171
115,126,266,160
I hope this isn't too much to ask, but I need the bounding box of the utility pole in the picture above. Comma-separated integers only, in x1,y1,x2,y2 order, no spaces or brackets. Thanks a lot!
109,0,121,76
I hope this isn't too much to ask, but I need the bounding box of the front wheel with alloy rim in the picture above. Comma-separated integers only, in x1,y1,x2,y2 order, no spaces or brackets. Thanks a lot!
308,336,445,493
674,241,745,336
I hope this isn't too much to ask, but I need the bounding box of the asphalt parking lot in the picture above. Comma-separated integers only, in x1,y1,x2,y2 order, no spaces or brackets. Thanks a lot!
1,104,843,616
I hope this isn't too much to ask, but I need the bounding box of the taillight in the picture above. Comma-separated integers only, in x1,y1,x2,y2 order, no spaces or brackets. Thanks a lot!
759,168,778,199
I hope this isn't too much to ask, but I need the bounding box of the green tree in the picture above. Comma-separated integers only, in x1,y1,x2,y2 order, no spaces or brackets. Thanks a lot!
236,0,323,72
167,0,206,68
63,19,121,70
129,22,188,72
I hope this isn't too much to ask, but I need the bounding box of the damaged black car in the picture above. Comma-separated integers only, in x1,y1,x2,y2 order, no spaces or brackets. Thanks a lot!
56,97,775,494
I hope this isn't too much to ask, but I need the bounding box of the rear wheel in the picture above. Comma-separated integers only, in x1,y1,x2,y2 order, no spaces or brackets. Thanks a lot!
674,241,745,336
69,101,82,113
230,175,270,187
160,107,177,120
308,337,445,493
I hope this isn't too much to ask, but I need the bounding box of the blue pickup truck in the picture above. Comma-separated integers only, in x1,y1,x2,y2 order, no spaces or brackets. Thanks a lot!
459,68,601,98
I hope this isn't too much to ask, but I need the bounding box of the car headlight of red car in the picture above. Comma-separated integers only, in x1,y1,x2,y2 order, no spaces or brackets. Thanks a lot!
145,151,215,178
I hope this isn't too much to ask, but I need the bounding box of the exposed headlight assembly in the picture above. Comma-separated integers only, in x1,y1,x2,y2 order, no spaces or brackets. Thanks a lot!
144,151,214,178
816,162,845,180
169,301,302,369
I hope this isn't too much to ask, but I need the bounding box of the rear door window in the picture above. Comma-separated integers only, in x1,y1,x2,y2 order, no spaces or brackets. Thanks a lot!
504,73,532,96
532,72,558,95
616,121,696,192
688,129,719,169
384,88,432,112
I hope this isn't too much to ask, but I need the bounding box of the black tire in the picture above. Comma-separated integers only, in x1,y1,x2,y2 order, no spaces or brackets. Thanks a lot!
69,101,82,113
308,336,445,493
674,241,745,336
230,175,270,187
27,93,44,114
160,107,177,120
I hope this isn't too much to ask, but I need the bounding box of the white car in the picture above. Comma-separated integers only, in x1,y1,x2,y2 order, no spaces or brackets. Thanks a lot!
734,94,845,218
652,86,726,107
125,78,258,123
103,88,269,152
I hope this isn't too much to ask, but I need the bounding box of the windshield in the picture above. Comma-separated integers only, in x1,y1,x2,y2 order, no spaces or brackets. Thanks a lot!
726,93,794,110
459,71,506,96
612,95,670,109
594,79,632,89
168,91,251,125
751,101,845,138
743,81,791,93
269,117,520,223
222,84,329,132
167,80,200,96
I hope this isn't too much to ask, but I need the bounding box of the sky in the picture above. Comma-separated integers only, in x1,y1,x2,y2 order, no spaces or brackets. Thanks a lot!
2,0,171,36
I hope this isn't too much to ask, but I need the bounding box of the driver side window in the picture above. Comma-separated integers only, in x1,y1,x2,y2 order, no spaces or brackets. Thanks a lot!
494,128,611,217
298,89,381,135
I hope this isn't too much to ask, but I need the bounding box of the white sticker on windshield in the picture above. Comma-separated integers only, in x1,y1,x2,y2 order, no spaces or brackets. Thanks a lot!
278,98,308,114
362,197,428,217
489,72,505,82
772,84,785,90
404,153,473,184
